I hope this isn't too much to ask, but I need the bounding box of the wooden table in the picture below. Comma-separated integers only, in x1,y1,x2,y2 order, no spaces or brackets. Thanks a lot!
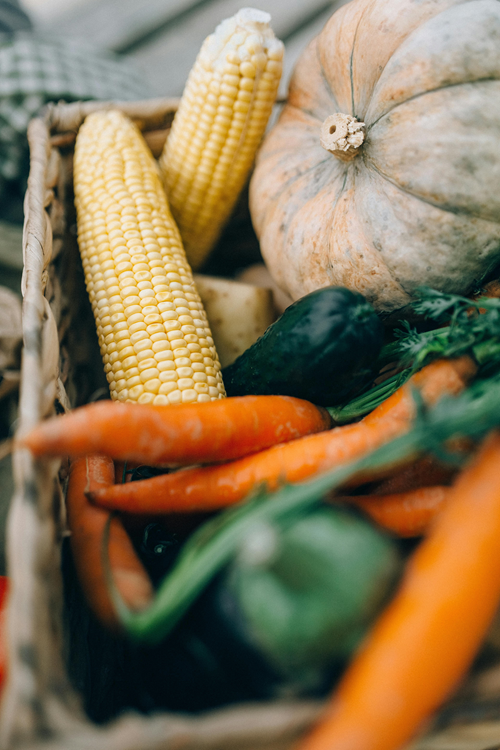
22,0,346,98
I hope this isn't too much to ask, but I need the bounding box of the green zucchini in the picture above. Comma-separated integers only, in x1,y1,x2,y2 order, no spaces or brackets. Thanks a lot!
222,286,383,405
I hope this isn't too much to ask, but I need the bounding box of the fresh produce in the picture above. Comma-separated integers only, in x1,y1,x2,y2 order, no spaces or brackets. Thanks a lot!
123,512,398,706
18,0,500,735
298,432,500,750
159,8,283,270
74,109,225,405
236,262,293,315
58,0,500,730
339,486,450,537
87,358,475,514
108,370,500,644
222,287,383,405
194,274,276,367
366,455,457,496
21,395,331,464
249,0,500,312
66,454,153,629
331,287,500,423
226,507,398,686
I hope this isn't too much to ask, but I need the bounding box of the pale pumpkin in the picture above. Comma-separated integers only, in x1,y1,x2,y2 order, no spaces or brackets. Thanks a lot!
249,0,500,313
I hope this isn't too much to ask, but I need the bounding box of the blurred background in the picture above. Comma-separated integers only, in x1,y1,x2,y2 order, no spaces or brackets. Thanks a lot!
22,0,344,99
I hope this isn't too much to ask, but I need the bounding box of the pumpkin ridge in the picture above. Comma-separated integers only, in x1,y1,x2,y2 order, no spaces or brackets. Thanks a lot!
316,32,340,115
318,0,445,123
327,170,410,309
253,107,324,160
348,2,369,117
348,30,356,116
287,103,323,125
277,158,349,248
362,157,496,223
260,154,334,205
366,75,500,133
362,0,500,125
348,163,453,304
251,154,339,250
345,164,403,299
340,0,468,123
352,159,415,301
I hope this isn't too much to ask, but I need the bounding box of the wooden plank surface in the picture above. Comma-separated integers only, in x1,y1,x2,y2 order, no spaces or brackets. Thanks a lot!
22,0,86,24
23,0,209,54
23,0,345,98
128,0,343,96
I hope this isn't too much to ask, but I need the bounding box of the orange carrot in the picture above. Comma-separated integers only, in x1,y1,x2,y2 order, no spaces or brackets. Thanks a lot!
337,486,450,537
21,395,331,465
368,455,456,495
67,455,153,629
88,358,475,514
473,279,500,305
296,431,500,750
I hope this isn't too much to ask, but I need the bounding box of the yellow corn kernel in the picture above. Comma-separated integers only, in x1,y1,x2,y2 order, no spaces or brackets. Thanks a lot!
159,8,283,270
74,109,226,405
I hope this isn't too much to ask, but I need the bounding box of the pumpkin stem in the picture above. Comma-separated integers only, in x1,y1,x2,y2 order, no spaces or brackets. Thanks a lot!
320,113,365,162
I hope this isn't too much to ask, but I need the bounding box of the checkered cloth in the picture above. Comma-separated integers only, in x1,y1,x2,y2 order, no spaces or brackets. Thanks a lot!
0,31,152,199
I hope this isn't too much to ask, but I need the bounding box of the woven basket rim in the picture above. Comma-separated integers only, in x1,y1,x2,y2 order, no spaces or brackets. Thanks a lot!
43,96,180,133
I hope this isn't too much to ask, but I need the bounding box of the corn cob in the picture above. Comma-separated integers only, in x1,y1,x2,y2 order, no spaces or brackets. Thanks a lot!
159,8,284,270
74,109,226,405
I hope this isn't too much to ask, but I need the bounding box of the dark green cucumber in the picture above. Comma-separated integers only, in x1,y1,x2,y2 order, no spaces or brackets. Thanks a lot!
222,286,383,406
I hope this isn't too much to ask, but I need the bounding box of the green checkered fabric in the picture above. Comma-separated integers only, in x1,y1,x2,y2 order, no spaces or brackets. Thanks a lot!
0,32,152,196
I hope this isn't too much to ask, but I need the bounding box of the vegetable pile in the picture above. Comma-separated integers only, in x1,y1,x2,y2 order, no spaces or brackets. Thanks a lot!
19,0,500,746
222,286,383,405
24,285,500,741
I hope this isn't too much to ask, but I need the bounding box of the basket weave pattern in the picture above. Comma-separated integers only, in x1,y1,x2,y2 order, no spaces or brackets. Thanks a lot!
3,98,500,750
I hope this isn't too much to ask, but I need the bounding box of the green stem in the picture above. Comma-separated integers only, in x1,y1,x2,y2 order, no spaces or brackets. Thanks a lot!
116,431,424,643
473,340,500,365
327,369,413,424
114,372,500,644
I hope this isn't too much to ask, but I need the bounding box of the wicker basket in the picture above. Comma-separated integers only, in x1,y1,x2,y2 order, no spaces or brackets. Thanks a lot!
4,97,500,750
